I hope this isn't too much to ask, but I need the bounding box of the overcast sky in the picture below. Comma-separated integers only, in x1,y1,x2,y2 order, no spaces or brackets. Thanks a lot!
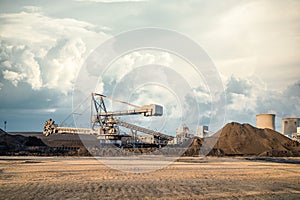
0,0,299,133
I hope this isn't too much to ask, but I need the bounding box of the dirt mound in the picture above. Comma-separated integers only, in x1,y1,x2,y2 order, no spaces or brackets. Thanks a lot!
206,122,300,157
0,132,91,156
0,133,47,151
0,129,7,135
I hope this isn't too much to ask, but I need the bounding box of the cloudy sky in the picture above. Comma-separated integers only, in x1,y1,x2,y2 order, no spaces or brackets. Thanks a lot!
0,0,299,133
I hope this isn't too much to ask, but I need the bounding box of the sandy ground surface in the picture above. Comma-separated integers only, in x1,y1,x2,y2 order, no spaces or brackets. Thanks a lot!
0,157,300,200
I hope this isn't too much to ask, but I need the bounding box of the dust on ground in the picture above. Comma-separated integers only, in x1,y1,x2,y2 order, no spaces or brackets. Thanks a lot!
0,156,300,200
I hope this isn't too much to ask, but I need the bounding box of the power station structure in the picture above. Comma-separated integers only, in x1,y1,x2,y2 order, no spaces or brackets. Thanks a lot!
174,124,209,144
43,93,174,147
255,113,300,142
196,125,209,138
256,114,275,130
282,117,300,142
175,124,193,144
282,118,300,134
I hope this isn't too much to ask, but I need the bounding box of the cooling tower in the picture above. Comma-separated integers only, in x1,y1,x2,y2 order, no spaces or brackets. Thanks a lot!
256,114,275,130
282,118,300,135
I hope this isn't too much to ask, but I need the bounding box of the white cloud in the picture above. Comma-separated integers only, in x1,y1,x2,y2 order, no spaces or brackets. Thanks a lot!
223,75,300,131
2,70,25,86
104,49,212,93
22,49,42,89
23,6,42,13
196,1,300,89
95,81,104,94
227,93,256,112
0,43,43,89
105,51,173,82
76,0,147,3
0,9,109,93
225,75,264,113
43,38,86,91
1,61,12,68
192,87,211,105
43,108,57,113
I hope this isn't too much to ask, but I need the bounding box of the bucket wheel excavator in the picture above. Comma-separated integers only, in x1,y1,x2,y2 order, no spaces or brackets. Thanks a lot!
43,93,173,147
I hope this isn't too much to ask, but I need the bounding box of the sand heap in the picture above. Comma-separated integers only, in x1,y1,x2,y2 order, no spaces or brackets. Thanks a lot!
205,122,300,157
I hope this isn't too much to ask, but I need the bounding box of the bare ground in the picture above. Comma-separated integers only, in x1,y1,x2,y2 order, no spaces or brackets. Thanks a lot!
0,157,300,200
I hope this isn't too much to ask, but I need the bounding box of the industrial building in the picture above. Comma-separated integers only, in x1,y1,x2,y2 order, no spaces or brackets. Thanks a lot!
196,126,209,138
256,114,275,130
282,118,300,142
282,118,300,135
175,124,193,144
175,124,209,144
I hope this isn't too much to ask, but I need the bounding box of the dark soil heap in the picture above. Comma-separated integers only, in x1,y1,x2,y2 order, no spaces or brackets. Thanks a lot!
0,129,46,152
207,122,300,157
0,128,7,135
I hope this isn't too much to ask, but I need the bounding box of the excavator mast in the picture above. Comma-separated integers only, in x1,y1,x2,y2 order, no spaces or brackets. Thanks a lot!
43,93,173,146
